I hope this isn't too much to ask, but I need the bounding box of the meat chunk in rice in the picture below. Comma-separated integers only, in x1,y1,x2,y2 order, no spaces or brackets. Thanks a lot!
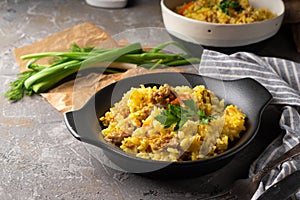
151,84,177,108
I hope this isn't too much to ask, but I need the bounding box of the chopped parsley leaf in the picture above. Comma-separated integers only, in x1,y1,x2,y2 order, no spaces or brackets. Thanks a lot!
155,99,218,130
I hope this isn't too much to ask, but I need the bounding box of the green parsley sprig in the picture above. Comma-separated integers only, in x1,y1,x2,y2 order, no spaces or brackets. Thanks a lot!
218,0,243,15
155,99,217,130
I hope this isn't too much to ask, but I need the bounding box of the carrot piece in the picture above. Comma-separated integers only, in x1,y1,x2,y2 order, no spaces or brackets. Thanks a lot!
171,98,181,105
178,1,194,15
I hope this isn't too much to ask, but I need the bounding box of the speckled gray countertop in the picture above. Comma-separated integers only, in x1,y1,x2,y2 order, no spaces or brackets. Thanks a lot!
1,1,300,200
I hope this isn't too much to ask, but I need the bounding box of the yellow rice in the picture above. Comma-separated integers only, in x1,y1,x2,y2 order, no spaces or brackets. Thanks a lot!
100,84,246,162
175,0,276,24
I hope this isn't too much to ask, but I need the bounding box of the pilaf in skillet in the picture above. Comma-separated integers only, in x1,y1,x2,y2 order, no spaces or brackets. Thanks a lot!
100,84,246,162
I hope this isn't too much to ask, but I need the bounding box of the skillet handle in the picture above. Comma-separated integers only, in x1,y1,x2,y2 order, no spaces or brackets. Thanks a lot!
64,111,82,141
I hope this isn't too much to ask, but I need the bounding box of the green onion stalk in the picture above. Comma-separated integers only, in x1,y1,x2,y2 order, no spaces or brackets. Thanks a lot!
4,41,200,101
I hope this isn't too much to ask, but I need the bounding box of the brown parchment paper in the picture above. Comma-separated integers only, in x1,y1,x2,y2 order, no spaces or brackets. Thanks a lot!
13,22,183,113
41,67,183,113
14,22,118,71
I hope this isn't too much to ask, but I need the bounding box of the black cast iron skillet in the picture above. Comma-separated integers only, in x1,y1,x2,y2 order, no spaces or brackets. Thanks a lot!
64,72,272,178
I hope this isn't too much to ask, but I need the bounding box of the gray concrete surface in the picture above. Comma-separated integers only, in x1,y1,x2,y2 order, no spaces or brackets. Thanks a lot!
0,0,299,199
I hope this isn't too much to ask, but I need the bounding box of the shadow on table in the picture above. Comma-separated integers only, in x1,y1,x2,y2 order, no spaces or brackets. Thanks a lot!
169,24,300,63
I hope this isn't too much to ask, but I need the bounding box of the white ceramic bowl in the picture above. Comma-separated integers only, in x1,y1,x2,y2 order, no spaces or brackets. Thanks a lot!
86,0,127,8
161,0,285,47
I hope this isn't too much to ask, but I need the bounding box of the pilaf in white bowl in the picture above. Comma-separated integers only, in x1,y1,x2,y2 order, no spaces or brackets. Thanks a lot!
161,0,285,47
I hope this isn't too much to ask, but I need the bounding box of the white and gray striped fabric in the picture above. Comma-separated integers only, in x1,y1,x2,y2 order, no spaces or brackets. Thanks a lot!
198,49,300,199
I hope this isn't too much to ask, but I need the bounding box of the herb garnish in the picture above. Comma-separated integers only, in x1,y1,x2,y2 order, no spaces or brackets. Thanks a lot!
155,99,217,130
218,0,243,15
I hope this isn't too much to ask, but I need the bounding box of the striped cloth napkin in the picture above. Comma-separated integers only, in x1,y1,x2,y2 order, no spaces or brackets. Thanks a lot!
198,49,300,199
